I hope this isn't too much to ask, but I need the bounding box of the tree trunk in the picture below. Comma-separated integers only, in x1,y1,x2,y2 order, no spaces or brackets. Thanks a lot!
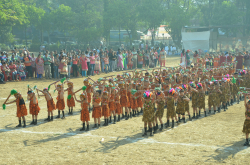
126,29,132,46
25,26,27,47
119,26,121,46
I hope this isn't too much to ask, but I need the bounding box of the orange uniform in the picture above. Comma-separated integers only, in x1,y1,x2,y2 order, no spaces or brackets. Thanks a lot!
92,97,102,118
131,97,137,109
56,92,65,110
47,99,56,112
67,88,75,107
102,98,110,117
80,102,90,122
137,92,143,108
86,85,92,103
29,98,40,115
114,95,121,114
120,89,128,107
16,98,27,118
214,57,219,68
109,94,115,111
127,91,131,108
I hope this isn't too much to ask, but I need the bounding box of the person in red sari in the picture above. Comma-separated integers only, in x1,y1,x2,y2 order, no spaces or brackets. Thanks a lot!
219,53,226,67
236,52,244,70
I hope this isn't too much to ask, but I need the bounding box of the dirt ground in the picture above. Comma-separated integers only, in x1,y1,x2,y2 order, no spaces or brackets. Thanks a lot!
0,56,250,165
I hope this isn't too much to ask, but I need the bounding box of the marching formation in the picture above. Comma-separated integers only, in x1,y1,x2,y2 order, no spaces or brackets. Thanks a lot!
2,63,250,146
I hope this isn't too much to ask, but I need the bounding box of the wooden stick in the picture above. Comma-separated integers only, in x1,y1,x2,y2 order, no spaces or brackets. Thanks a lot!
4,94,11,104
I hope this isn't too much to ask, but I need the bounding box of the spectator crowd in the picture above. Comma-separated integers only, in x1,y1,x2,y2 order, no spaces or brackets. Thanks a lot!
0,46,170,84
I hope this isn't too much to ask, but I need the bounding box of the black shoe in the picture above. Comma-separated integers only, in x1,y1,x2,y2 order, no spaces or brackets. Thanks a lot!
109,117,112,123
30,120,35,125
117,115,120,122
142,132,147,136
16,124,22,127
23,121,26,128
61,116,65,119
243,141,249,146
153,126,157,134
44,118,50,121
149,132,153,136
113,116,116,124
183,118,186,123
34,120,37,125
56,115,60,119
125,116,129,120
130,112,132,118
93,124,97,128
86,125,89,131
171,121,174,128
192,113,196,119
204,111,207,117
159,124,163,131
122,114,125,119
50,116,53,121
80,124,85,131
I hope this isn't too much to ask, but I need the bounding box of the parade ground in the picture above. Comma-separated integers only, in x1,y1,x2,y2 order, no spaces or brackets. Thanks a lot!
0,57,249,164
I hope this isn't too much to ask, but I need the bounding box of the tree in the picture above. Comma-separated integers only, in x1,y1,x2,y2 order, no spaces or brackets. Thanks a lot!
138,0,165,46
0,0,26,43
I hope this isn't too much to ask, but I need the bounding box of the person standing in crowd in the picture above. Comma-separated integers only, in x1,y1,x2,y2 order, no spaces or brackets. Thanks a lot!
193,50,199,64
127,50,133,70
104,52,109,73
186,50,191,67
132,48,137,69
153,49,158,67
79,52,88,77
109,49,116,72
72,55,79,77
117,50,124,71
236,52,244,70
160,48,166,67
137,50,143,69
30,53,36,78
50,52,54,79
244,51,250,70
43,53,52,79
9,61,18,81
89,52,96,76
54,54,60,79
0,67,5,84
94,51,100,75
23,53,32,79
122,49,127,70
66,52,72,78
144,50,150,68
18,53,24,62
35,54,44,79
86,50,91,76
219,53,226,67
213,54,219,68
99,49,105,73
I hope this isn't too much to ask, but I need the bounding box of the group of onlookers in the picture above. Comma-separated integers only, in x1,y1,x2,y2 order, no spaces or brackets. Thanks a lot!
0,46,170,84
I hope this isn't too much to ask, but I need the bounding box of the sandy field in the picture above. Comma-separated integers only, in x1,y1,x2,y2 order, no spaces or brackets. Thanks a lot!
0,56,250,165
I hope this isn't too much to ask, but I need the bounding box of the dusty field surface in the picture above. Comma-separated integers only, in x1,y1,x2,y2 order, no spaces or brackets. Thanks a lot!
0,56,250,165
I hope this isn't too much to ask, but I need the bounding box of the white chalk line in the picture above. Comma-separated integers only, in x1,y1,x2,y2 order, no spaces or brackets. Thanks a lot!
1,128,248,152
